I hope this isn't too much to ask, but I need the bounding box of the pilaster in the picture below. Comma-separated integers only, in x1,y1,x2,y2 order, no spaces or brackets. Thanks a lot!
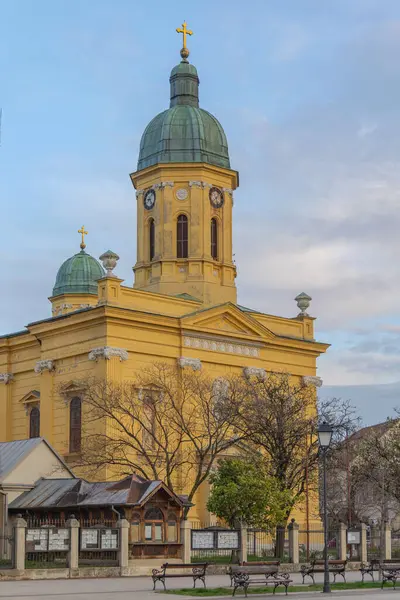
338,522,347,561
35,360,55,444
288,519,299,564
116,518,130,570
383,522,392,560
14,515,27,572
360,523,368,563
0,373,13,441
180,519,191,563
66,516,80,571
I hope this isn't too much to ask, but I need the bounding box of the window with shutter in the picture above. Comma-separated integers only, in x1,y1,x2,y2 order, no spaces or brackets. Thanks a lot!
69,397,82,453
29,407,40,438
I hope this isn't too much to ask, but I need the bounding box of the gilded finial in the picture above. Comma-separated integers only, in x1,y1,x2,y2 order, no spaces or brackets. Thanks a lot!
176,21,193,61
78,225,88,250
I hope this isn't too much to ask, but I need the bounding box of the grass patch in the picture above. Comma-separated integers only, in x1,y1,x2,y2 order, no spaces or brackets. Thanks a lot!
25,561,67,569
164,581,386,596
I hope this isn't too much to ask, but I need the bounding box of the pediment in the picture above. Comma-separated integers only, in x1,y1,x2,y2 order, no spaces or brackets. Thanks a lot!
59,380,87,397
181,303,275,340
20,390,40,404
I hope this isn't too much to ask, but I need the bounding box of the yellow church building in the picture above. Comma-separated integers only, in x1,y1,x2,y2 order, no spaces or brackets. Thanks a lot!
0,25,328,524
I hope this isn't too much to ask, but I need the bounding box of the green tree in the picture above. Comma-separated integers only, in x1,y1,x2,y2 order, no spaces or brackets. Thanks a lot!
206,458,291,530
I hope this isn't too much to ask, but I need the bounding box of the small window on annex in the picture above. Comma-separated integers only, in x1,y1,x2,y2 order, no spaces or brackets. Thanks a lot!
167,512,178,542
131,512,141,543
144,507,164,542
29,406,40,439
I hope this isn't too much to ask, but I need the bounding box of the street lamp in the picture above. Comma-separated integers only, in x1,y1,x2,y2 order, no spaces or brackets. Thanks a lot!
318,421,333,594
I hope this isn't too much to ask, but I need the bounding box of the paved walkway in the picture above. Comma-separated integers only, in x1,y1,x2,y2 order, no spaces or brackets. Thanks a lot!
0,575,398,600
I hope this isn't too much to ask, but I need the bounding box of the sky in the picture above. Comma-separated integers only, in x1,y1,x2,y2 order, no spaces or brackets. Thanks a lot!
2,0,400,423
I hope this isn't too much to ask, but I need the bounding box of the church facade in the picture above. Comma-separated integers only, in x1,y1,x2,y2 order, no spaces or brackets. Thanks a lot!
0,27,328,524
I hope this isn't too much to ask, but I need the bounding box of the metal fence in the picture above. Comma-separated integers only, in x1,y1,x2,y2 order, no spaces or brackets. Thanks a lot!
247,528,289,562
0,533,15,569
298,525,339,562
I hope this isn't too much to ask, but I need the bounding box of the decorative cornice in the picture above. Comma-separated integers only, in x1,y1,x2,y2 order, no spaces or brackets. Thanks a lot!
302,376,323,388
34,360,55,374
243,367,266,380
0,373,14,384
177,357,202,371
189,181,202,188
184,336,259,358
88,346,128,362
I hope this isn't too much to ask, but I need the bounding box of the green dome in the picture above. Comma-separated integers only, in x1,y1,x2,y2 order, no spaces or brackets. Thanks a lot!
137,59,230,171
52,250,105,297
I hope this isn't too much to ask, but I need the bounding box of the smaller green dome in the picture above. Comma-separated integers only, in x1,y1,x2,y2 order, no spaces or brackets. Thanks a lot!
52,250,105,297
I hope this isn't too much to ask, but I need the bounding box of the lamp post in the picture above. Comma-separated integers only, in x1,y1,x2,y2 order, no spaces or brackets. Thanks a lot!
318,421,333,594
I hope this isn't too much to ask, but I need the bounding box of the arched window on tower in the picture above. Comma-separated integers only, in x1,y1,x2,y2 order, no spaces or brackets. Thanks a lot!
211,218,218,260
69,397,82,453
177,215,188,259
149,218,155,261
29,406,40,438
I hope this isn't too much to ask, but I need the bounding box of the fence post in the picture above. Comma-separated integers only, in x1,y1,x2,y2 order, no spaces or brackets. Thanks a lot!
180,519,191,563
66,515,80,571
383,522,392,560
288,519,299,564
14,514,27,572
338,522,347,561
360,523,368,563
116,518,130,570
239,526,247,564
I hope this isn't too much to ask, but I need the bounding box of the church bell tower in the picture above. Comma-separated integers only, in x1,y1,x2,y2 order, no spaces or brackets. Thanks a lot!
130,23,239,305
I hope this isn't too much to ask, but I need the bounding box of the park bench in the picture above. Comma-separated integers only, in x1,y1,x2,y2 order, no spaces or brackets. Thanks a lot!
360,559,400,583
301,559,347,584
381,562,400,590
151,562,208,590
229,561,280,586
231,565,292,597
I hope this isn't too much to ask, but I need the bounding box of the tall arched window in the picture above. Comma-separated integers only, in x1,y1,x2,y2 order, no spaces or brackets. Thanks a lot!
149,219,155,261
177,215,188,258
29,407,40,438
69,397,82,453
211,218,218,260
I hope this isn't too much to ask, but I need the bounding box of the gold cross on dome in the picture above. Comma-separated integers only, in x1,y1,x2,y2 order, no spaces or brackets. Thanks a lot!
78,225,88,249
176,21,193,50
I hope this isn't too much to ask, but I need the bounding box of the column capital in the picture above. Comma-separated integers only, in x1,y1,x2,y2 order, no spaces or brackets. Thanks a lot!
302,375,323,388
88,346,128,362
0,373,14,384
34,359,55,374
243,366,266,380
177,357,202,371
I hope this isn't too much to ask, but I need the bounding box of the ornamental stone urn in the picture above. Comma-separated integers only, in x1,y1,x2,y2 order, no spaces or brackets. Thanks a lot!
99,250,120,276
295,292,312,316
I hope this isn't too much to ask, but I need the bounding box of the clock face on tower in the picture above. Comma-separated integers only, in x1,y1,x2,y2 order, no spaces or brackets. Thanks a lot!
209,187,224,209
143,189,156,210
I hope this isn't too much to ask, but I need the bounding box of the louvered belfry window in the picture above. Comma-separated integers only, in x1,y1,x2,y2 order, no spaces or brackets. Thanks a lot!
69,397,82,453
211,218,218,260
149,218,155,261
177,215,188,258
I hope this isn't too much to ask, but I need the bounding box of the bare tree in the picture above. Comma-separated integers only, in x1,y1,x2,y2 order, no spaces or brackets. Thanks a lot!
65,363,247,516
